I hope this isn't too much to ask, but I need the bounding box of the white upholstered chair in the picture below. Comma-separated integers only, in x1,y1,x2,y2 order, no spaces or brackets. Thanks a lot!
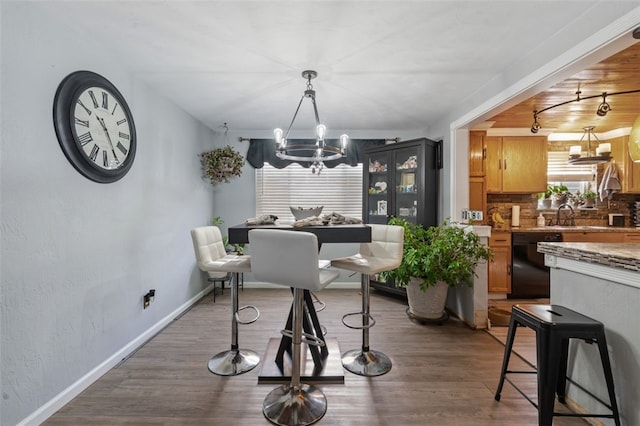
191,226,260,376
249,229,340,426
330,224,404,376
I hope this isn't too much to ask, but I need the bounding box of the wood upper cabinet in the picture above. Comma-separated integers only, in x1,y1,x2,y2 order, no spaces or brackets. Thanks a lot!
488,231,511,293
469,131,486,177
486,136,548,193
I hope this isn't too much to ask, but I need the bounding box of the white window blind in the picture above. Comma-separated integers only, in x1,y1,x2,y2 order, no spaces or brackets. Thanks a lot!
547,151,596,182
256,163,363,221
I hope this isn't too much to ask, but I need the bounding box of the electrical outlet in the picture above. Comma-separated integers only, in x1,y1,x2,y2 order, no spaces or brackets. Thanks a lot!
143,289,156,309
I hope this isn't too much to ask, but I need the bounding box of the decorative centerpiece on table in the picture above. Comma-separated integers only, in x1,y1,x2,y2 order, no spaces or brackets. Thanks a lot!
200,145,244,186
290,206,324,220
382,217,492,323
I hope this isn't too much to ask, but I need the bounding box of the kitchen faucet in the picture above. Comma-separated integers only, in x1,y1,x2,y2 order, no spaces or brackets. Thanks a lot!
556,203,575,226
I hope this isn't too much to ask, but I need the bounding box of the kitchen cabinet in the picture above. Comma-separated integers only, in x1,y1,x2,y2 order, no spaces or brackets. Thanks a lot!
469,131,486,177
625,233,640,242
488,231,511,293
561,231,640,243
485,136,547,193
363,138,440,295
469,131,487,224
469,177,486,220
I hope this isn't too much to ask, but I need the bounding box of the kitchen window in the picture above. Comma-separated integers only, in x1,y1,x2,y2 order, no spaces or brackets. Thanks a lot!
255,163,363,221
547,151,596,194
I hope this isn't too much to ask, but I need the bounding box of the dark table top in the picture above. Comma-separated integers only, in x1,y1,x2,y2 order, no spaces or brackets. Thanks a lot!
228,223,371,245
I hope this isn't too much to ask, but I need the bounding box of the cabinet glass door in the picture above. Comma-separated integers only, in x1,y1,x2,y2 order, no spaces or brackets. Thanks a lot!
365,151,390,224
394,146,420,224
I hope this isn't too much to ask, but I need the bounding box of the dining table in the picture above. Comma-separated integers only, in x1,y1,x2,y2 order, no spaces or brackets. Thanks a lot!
228,222,371,383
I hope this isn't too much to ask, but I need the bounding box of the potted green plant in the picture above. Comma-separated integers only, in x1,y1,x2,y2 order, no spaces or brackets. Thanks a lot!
200,145,245,186
382,217,492,322
581,185,597,208
551,183,569,206
538,185,554,209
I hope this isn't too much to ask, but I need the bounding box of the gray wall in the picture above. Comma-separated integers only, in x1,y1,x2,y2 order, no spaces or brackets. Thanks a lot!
1,4,218,425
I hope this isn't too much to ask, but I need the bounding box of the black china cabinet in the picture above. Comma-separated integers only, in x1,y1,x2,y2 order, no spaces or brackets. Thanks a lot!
362,138,440,295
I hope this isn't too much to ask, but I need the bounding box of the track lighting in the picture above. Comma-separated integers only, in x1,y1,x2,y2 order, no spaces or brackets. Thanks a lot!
596,93,611,117
530,88,640,132
530,113,541,133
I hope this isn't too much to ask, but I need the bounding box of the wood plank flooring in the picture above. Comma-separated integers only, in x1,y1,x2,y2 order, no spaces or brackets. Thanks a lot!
44,289,587,425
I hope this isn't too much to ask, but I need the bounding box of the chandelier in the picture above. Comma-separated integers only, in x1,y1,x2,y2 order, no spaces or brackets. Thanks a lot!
274,70,349,173
568,126,611,165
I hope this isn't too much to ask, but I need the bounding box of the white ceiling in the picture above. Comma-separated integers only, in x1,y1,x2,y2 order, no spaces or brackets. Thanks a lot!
38,1,640,135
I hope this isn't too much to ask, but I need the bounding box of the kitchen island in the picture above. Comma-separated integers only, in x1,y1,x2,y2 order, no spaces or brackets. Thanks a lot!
538,241,640,426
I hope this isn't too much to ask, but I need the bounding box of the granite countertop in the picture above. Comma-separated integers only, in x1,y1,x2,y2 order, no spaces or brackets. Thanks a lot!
538,242,640,272
496,226,640,233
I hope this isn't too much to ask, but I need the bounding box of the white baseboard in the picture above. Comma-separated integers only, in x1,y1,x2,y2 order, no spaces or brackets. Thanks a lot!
17,285,216,426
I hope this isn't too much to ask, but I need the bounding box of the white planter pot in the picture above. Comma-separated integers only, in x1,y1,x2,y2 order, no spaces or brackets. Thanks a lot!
406,278,448,320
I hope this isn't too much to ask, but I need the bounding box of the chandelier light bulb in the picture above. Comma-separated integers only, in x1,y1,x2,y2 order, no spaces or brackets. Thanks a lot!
340,134,349,151
274,128,284,145
316,124,326,141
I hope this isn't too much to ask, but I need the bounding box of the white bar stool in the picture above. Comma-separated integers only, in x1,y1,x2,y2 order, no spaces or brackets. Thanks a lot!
191,226,260,376
330,224,404,376
250,229,340,426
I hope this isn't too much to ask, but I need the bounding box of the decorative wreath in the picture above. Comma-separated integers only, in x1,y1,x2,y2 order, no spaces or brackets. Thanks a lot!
200,145,245,186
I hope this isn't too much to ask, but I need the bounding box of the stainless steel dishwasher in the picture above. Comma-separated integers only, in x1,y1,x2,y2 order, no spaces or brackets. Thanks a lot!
509,232,562,299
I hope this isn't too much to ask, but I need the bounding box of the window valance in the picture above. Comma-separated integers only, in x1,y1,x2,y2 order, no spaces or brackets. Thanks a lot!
246,139,385,169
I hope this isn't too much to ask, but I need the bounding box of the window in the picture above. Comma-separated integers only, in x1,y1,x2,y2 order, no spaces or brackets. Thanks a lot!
255,163,363,221
547,151,596,193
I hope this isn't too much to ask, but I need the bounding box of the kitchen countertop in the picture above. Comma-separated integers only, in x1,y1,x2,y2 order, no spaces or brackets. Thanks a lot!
538,241,640,272
494,226,640,233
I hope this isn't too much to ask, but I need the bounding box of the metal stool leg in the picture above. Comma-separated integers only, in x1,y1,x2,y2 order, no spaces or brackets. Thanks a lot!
208,272,260,376
341,274,392,376
263,288,327,425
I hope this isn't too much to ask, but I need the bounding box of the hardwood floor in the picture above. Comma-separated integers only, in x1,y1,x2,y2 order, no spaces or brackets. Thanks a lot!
44,289,587,425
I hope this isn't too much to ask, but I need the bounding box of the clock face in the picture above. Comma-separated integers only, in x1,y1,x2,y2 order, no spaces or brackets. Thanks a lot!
54,71,136,183
71,87,133,170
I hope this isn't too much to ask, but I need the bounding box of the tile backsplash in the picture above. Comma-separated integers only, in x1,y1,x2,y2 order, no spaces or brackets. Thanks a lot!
487,193,640,228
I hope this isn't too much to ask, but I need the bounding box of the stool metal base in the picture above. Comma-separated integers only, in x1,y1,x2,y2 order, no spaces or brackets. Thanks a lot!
341,348,391,377
263,384,327,426
207,349,260,376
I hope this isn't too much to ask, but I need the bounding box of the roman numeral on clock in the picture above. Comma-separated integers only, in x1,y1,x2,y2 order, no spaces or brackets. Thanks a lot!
116,141,128,155
119,132,130,140
89,90,99,109
103,150,109,167
77,100,92,116
89,144,100,162
78,132,93,145
75,117,89,128
102,92,109,109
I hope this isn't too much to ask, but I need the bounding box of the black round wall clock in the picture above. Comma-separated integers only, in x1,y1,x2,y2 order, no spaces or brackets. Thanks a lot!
53,70,137,183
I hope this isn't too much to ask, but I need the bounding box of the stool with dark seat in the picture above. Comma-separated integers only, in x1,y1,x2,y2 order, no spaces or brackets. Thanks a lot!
495,304,621,426
250,229,340,426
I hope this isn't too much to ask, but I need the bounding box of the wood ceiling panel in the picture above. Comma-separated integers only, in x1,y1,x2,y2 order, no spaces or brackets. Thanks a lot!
489,42,640,133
